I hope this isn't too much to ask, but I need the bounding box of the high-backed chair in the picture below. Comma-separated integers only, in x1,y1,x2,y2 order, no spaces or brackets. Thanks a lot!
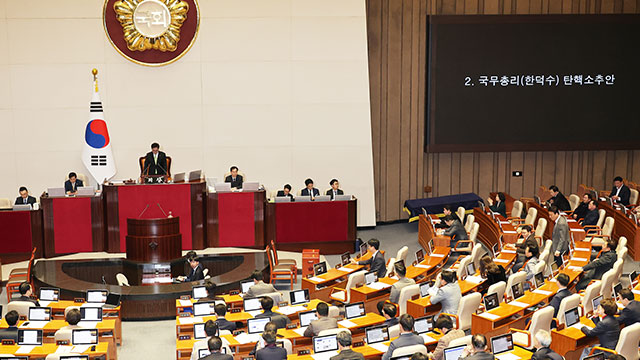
8,247,37,281
139,156,172,181
512,207,537,228
261,292,284,304
588,322,640,360
54,328,74,343
330,271,365,304
534,218,547,246
581,281,602,316
616,237,628,255
278,338,293,355
505,271,527,300
116,273,130,286
532,260,546,280
269,240,297,273
391,344,428,358
395,246,408,265
64,306,80,317
555,294,581,327
630,188,639,206
469,242,483,270
398,284,420,315
388,324,400,339
328,306,340,319
464,215,475,234
569,194,581,211
0,198,11,209
6,301,35,319
266,245,295,289
454,223,478,254
599,269,616,299
456,256,472,280
443,292,481,331
487,281,506,303
448,335,472,347
510,306,554,349
386,258,397,277
456,207,466,222
508,201,523,222
223,170,246,181
585,217,614,246
613,258,624,284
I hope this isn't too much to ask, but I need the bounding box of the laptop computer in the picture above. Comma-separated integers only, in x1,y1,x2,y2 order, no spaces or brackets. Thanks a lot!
241,280,254,294
465,262,476,277
413,315,434,334
612,282,623,300
194,322,215,339
345,302,366,320
365,271,377,285
290,289,310,305
299,310,318,327
296,196,312,202
492,243,500,257
334,195,351,201
551,262,560,276
192,285,207,299
534,272,545,289
28,307,51,321
72,329,98,345
490,333,514,355
415,249,425,263
443,345,466,360
188,170,202,182
340,252,351,266
48,188,65,198
80,307,102,321
247,317,271,334
592,295,603,312
173,173,186,182
427,239,434,255
564,307,580,327
420,282,437,298
198,349,211,358
39,287,60,302
483,293,500,311
314,262,328,276
365,325,389,344
275,196,291,203
17,329,42,345
511,282,524,300
193,301,215,317
12,204,31,211
243,182,259,191
360,243,368,258
313,334,339,354
77,187,95,196
630,270,639,287
314,195,331,202
104,293,121,309
214,183,232,193
244,298,262,312
86,290,108,303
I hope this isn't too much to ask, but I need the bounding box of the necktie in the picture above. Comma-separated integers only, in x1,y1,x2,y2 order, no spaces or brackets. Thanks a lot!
24,198,27,204
154,154,158,164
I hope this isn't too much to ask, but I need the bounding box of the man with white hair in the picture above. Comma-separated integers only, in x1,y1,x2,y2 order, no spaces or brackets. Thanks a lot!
531,330,562,360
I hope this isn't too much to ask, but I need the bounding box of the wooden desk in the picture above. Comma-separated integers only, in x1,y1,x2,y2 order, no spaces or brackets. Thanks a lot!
207,190,266,249
418,214,452,250
406,279,484,319
176,294,244,314
551,317,597,360
301,262,366,302
0,209,43,264
44,300,122,345
527,202,587,242
0,342,109,359
474,208,518,247
600,201,640,260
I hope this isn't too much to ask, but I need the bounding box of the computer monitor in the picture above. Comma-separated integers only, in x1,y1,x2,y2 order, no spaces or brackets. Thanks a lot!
241,280,254,294
59,356,89,360
17,329,42,345
490,334,514,355
341,252,351,266
173,173,186,182
86,290,108,303
345,302,366,319
76,187,94,196
313,334,339,354
214,183,232,193
193,301,215,317
564,307,580,327
413,316,434,334
443,345,466,360
290,289,310,305
492,243,500,257
299,310,318,327
465,262,476,277
105,293,121,308
243,298,262,312
582,353,605,360
630,270,639,287
194,323,213,339
419,282,432,298
188,170,202,182
483,293,499,311
534,272,545,289
427,239,434,255
314,262,328,276
612,283,623,300
198,349,211,359
72,329,98,345
192,285,208,299
296,196,311,202
243,182,259,191
39,287,60,302
314,195,331,202
592,295,603,312
80,307,102,322
28,307,51,321
395,259,405,270
247,317,271,334
511,282,524,300
415,249,425,263
275,196,291,203
365,271,377,285
334,195,352,201
47,188,65,198
365,325,389,344
360,243,368,258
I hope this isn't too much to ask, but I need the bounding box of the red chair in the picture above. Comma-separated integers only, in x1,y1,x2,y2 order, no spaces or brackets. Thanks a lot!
6,250,36,302
266,245,295,290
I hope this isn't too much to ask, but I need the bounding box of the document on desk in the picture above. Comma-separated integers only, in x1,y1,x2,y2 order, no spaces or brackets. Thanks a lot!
370,343,389,352
633,289,640,295
568,266,583,271
338,319,357,328
16,345,36,354
368,282,392,290
234,332,262,344
247,310,262,317
415,264,430,269
39,301,51,308
179,299,193,307
277,306,304,316
496,352,521,360
571,257,587,262
430,253,445,258
501,249,517,253
72,345,91,353
570,228,585,232
308,276,324,283
178,316,203,325
421,334,437,343
465,275,484,284
55,345,74,354
337,267,356,273
532,289,552,296
293,327,307,336
478,312,500,320
81,302,105,307
494,259,509,264
311,351,339,360
19,321,49,328
570,324,591,330
508,301,529,308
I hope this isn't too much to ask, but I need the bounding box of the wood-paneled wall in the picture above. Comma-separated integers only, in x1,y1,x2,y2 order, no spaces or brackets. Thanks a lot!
366,0,640,222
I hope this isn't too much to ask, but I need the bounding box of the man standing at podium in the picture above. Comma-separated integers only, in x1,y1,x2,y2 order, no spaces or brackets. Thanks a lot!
143,142,167,176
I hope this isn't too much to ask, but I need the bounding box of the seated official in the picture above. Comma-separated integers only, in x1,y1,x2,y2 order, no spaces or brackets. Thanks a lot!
430,270,461,319
523,245,540,290
460,335,494,360
531,330,562,360
572,193,592,220
379,302,399,327
250,322,278,356
191,321,231,360
15,282,40,306
300,178,320,198
513,225,537,272
326,179,344,200
255,297,290,329
57,308,81,333
479,256,506,286
225,166,243,189
15,186,37,206
428,315,464,360
351,238,386,278
576,238,617,291
246,270,277,298
198,281,224,303
256,331,287,360
304,302,337,337
547,185,571,212
616,288,640,326
382,314,424,360
276,184,294,199
201,336,233,360
487,192,507,218
143,142,167,176
389,262,415,304
549,273,572,318
64,172,84,195
213,303,237,332
443,215,468,248
434,205,460,229
581,299,620,356
610,176,631,206
0,310,20,342
178,256,204,282
582,200,599,227
331,331,365,360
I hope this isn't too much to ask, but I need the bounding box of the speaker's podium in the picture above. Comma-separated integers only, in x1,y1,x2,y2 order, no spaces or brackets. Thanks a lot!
125,217,182,263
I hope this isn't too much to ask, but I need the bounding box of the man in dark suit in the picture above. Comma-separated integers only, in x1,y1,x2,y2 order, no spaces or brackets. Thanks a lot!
16,282,40,306
531,330,563,360
513,225,537,272
577,238,617,291
443,215,468,248
197,281,224,303
487,192,507,218
331,331,365,360
64,172,84,195
582,200,600,226
142,142,168,176
379,302,399,327
0,311,20,342
225,166,243,189
616,288,640,326
581,299,620,355
573,193,592,220
201,336,233,360
435,205,460,229
178,256,205,282
548,274,572,318
382,315,425,360
460,335,495,360
276,184,294,199
256,331,287,360
15,186,37,206
256,297,290,329
326,179,344,200
300,178,320,198
548,186,571,212
213,303,237,332
351,239,386,278
549,206,569,267
610,176,631,206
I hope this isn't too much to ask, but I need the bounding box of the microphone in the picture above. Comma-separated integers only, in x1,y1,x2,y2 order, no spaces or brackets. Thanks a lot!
157,203,168,217
138,204,150,218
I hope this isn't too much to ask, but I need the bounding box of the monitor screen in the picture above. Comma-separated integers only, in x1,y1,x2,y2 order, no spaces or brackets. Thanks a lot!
314,262,328,276
247,317,271,334
345,302,365,319
491,334,513,354
341,252,350,266
415,249,425,263
72,329,98,345
630,270,639,287
492,243,500,257
17,329,42,345
313,334,339,353
86,290,108,303
612,283,623,300
193,302,215,317
483,293,499,311
466,263,476,277
290,289,310,305
39,288,59,302
564,307,580,327
444,345,466,360
365,325,389,344
365,271,377,285
241,281,254,294
428,239,434,255
105,293,121,307
194,323,211,339
243,298,262,312
534,272,545,289
28,307,51,321
414,316,434,334
80,307,102,321
192,286,207,299
419,282,431,298
198,349,211,358
511,282,524,300
299,310,318,327
360,243,367,257
592,295,603,312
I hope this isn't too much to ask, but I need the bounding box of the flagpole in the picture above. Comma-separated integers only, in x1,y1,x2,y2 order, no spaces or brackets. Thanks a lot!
92,68,99,93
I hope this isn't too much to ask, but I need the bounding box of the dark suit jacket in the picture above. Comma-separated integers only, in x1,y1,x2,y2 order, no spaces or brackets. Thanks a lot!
275,190,293,199
489,201,507,218
549,288,572,317
435,213,461,229
256,344,288,360
617,300,640,326
610,185,631,206
185,264,205,282
215,317,237,332
573,202,589,220
330,349,365,360
582,250,617,280
256,310,290,329
486,266,506,286
444,220,469,240
0,326,19,342
143,151,167,176
15,196,37,205
225,175,243,189
358,251,386,278
201,352,234,360
383,317,399,327
582,209,599,226
64,179,84,193
464,352,495,360
300,188,320,198
582,315,620,350
531,347,563,360
17,295,40,306
326,189,344,200
550,192,571,212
